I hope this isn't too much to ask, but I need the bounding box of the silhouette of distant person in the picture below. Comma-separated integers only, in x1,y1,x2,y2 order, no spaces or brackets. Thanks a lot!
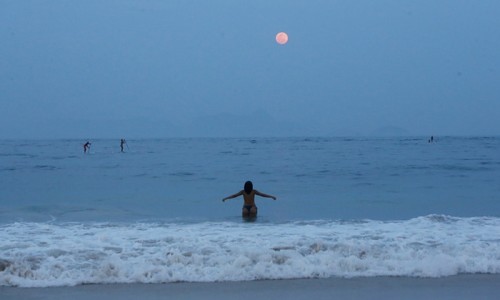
120,139,127,152
83,141,91,154
428,136,434,143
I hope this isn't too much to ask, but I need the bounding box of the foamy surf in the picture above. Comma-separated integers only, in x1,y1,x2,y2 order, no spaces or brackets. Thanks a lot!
1,215,499,287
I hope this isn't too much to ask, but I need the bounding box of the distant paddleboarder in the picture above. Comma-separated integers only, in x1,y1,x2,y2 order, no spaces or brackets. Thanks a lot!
83,141,91,154
222,181,276,218
120,139,127,152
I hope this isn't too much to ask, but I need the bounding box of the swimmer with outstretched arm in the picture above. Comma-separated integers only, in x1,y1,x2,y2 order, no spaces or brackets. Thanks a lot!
222,181,277,217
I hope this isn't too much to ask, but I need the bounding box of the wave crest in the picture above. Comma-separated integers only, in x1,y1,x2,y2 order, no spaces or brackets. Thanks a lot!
1,216,499,287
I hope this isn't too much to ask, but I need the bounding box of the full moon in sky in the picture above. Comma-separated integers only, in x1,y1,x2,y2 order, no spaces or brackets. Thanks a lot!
275,32,288,45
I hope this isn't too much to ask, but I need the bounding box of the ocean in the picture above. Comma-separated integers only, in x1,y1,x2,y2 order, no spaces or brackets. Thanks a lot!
1,137,499,287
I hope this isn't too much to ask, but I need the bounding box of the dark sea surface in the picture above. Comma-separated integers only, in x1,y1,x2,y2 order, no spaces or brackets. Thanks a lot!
1,137,499,286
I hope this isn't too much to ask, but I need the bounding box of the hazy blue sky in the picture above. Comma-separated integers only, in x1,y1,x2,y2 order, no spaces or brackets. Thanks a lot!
1,0,499,138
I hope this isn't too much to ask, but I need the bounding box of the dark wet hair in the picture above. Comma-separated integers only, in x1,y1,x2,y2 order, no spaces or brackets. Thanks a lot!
244,181,253,194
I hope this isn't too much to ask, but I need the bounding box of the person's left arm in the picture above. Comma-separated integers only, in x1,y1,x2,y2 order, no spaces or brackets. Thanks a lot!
222,190,243,202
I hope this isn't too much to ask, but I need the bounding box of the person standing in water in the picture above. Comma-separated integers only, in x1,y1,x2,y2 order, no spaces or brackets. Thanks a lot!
83,141,91,154
222,181,277,218
120,139,126,152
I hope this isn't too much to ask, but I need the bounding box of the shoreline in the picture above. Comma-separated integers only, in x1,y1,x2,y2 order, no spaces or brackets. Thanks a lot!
1,274,499,300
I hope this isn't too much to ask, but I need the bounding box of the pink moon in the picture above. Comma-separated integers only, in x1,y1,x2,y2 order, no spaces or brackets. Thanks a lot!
275,32,288,45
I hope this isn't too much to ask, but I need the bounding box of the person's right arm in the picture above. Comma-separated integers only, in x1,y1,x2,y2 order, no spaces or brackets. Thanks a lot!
255,190,277,200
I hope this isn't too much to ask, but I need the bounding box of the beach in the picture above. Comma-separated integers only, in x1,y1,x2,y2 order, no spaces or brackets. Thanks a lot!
3,0,500,297
1,275,499,300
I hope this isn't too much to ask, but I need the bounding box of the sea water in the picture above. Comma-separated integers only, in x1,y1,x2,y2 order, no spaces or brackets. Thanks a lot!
0,137,499,287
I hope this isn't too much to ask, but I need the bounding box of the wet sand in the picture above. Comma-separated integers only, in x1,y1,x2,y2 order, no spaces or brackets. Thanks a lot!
1,274,499,300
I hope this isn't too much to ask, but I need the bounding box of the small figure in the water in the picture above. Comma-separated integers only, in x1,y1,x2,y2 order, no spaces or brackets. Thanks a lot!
428,136,434,143
222,181,276,218
83,141,91,154
120,139,127,152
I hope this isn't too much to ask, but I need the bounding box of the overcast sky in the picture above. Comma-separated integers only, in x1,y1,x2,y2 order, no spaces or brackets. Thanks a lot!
1,0,499,138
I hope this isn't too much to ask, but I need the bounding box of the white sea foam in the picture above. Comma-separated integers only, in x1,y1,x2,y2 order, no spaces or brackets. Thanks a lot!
1,215,499,287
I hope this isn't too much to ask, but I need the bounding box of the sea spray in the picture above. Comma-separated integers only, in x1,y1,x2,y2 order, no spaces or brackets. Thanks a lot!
1,216,499,287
